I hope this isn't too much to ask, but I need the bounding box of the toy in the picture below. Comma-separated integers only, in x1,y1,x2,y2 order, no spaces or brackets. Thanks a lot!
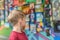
22,4,31,14
30,3,34,9
46,28,50,36
37,27,42,33
45,0,49,4
37,22,43,33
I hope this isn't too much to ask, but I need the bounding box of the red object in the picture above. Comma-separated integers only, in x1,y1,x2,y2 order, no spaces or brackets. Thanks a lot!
45,0,49,4
13,0,19,6
9,31,28,40
13,0,25,6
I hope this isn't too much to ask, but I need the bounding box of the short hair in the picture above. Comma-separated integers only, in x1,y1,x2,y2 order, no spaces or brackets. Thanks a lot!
8,10,25,26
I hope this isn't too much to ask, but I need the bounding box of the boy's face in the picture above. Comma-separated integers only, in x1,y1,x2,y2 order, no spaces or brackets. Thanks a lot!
18,17,26,27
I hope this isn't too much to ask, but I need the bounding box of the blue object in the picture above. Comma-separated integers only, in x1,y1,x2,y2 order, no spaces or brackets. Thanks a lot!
54,36,60,40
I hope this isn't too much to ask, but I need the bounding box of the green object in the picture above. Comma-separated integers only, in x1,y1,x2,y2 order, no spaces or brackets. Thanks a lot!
42,0,45,4
1,21,4,25
25,0,36,4
0,28,11,36
0,21,1,26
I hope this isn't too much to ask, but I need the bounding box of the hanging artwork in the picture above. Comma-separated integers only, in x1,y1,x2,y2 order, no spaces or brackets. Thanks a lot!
0,0,4,10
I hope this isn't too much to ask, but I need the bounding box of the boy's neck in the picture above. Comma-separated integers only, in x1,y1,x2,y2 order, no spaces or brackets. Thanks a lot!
13,26,23,33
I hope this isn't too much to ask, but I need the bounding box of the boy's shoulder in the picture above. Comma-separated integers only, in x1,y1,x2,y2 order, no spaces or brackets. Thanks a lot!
9,31,18,40
10,31,17,36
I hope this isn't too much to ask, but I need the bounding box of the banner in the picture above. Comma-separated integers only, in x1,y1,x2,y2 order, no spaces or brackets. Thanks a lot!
0,0,4,10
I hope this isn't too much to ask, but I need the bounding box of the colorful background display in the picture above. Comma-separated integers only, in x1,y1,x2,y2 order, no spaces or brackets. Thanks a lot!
0,0,60,40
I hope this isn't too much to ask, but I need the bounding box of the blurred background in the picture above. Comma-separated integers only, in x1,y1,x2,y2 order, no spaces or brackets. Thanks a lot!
0,0,60,40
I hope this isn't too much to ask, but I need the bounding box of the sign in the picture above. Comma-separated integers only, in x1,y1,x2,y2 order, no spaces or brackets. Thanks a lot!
0,0,4,10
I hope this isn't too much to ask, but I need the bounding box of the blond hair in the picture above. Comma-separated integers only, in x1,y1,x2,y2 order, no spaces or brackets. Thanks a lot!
8,10,25,26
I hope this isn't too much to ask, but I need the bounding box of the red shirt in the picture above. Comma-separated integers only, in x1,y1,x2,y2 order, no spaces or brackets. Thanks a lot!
9,31,28,40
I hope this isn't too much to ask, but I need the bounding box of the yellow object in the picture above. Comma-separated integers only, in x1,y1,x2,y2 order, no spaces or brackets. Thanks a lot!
0,0,4,10
39,22,43,26
37,28,42,32
18,6,22,10
22,5,30,14
35,4,43,12
35,7,43,12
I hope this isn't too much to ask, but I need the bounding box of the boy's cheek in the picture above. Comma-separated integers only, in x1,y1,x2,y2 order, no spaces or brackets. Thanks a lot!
22,21,26,26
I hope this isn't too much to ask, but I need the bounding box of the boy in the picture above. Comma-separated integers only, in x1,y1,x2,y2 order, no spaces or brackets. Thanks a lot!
8,10,28,40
